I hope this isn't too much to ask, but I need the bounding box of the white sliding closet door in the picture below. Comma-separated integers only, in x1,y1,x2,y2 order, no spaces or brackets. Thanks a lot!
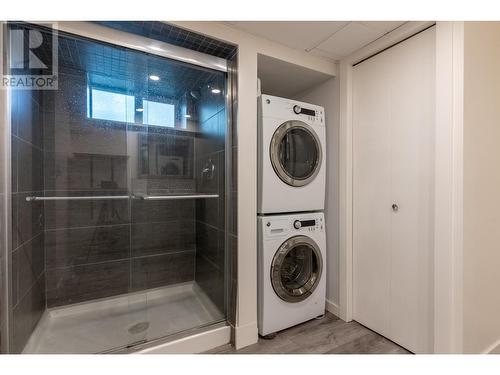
352,27,435,353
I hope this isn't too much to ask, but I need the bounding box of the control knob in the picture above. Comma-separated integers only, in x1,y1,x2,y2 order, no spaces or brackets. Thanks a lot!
293,220,302,229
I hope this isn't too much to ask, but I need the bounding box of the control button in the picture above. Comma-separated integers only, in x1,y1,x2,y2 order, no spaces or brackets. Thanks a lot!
266,222,271,227
293,220,301,229
293,105,301,114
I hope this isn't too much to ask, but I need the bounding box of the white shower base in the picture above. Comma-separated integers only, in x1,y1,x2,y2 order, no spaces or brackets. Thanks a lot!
23,282,224,354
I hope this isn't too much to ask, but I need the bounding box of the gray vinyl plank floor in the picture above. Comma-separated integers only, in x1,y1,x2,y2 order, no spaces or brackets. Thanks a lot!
206,312,411,354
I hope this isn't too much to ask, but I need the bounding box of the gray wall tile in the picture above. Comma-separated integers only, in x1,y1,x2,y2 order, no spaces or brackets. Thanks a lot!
195,221,224,268
131,251,195,291
44,196,129,230
17,139,43,193
195,254,225,313
11,274,45,353
45,225,130,269
15,192,44,248
131,199,194,224
44,152,128,192
46,260,129,308
131,220,195,257
12,234,45,307
11,136,18,193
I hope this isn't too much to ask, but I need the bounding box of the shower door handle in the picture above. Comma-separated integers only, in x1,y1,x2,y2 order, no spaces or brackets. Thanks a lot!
25,195,130,202
138,194,219,201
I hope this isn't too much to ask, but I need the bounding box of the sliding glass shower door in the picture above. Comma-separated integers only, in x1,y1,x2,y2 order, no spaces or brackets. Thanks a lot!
7,22,229,353
127,50,228,346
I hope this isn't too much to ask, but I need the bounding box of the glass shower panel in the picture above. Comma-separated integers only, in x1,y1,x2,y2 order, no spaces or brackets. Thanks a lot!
36,33,148,353
129,54,227,343
8,23,229,354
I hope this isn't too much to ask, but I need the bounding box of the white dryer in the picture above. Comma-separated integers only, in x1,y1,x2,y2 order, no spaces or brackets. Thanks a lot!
258,94,326,214
258,212,326,336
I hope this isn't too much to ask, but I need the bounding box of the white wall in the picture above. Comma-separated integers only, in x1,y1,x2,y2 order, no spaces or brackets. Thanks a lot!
171,21,337,349
463,21,500,354
295,78,340,311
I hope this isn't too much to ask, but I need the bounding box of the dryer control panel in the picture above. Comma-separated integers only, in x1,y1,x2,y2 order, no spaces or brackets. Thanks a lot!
260,94,325,126
292,104,324,124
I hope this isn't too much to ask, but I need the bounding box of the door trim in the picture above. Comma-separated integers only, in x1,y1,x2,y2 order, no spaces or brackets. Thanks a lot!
433,21,464,354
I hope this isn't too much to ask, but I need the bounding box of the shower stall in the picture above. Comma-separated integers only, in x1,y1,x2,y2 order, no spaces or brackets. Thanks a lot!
0,21,237,353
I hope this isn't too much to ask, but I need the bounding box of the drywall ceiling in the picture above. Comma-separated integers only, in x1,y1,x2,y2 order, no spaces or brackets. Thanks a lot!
257,54,333,98
227,21,407,61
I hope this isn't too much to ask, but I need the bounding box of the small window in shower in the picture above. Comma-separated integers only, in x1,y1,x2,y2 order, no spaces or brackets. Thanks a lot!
87,87,135,122
142,99,175,127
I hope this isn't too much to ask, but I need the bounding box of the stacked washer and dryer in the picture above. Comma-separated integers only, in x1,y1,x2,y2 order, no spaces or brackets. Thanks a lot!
257,94,327,337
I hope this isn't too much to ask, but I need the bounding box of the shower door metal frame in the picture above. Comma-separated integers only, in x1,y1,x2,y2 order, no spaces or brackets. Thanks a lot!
37,22,228,73
1,21,237,353
0,71,13,354
225,52,238,332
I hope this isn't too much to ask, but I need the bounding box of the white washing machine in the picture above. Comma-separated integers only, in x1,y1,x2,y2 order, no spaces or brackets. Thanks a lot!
258,212,326,336
258,94,326,214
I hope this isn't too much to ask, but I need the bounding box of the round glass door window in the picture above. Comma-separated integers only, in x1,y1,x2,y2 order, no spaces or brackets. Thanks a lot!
270,121,322,187
271,235,323,303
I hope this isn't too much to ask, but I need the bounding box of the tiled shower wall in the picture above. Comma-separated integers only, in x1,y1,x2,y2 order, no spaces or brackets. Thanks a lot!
10,89,46,353
42,70,198,307
194,73,227,314
4,22,236,352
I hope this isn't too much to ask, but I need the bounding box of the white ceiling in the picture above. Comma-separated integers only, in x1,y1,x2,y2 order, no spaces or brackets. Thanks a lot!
226,21,407,60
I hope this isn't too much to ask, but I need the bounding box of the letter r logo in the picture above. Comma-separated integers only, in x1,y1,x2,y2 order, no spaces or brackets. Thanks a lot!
9,29,47,69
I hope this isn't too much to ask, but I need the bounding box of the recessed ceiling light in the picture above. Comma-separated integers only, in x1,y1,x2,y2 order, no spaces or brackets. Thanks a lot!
211,88,221,94
184,114,191,118
136,108,144,112
149,75,160,81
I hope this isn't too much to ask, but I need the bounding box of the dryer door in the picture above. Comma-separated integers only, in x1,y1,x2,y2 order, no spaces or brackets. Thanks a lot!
270,120,322,187
271,235,323,303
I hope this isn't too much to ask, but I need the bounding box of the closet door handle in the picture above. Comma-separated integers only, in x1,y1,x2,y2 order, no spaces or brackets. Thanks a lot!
392,203,399,212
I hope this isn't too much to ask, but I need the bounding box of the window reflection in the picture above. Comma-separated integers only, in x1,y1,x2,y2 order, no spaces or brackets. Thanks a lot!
87,88,135,122
143,100,175,127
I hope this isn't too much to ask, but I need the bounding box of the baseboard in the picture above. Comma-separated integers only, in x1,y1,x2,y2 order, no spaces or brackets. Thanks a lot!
483,339,500,354
325,299,344,320
234,321,258,350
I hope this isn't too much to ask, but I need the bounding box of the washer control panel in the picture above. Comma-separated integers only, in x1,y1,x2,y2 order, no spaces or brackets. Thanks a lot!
263,215,324,238
292,218,323,233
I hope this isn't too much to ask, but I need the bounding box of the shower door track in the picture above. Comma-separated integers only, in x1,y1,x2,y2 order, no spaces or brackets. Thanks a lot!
138,194,219,200
34,21,228,73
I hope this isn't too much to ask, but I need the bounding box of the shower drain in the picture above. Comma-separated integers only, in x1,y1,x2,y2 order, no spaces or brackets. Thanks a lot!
128,322,150,334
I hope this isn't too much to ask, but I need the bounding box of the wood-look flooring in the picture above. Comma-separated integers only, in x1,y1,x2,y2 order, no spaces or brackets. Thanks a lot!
207,312,410,354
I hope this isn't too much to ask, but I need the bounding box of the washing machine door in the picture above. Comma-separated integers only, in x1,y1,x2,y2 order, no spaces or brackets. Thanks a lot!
271,235,323,303
270,120,322,187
